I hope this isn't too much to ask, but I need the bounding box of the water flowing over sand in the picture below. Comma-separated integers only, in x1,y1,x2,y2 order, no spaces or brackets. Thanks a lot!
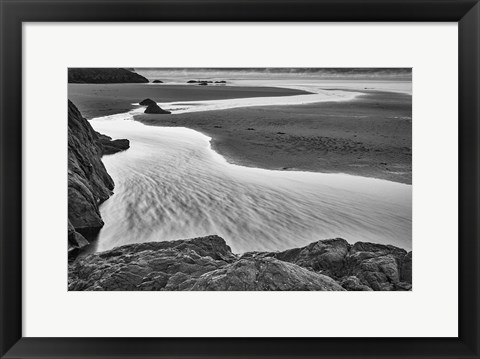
89,92,412,253
156,88,361,114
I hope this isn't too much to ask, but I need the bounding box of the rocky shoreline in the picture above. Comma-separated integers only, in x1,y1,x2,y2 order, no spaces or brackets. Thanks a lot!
67,69,412,291
67,98,412,291
68,100,129,252
69,235,412,291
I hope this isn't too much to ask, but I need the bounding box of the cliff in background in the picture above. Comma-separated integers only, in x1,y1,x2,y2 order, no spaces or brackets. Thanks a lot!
69,236,412,291
68,100,129,251
68,68,149,83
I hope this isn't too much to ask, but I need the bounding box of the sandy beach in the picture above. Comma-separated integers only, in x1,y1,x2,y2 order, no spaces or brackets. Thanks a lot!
67,68,412,292
69,83,411,184
69,83,310,119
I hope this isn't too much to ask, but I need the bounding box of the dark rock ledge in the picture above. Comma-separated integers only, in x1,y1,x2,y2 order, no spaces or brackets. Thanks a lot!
68,100,129,252
68,236,412,291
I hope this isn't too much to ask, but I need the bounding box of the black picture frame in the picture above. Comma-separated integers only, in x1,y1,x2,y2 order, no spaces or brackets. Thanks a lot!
1,0,479,358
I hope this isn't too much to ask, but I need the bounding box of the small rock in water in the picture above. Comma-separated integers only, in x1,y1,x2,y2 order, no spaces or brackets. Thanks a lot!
144,103,171,114
152,80,163,83
139,98,157,106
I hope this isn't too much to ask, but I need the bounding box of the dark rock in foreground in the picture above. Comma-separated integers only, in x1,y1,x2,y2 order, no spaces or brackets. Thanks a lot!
68,100,113,244
69,236,411,291
144,103,171,114
246,238,412,291
139,98,157,106
68,68,149,83
68,100,129,251
68,220,88,250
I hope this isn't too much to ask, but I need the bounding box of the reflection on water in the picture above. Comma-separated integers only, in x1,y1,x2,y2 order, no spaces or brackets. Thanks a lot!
159,88,360,114
89,113,412,254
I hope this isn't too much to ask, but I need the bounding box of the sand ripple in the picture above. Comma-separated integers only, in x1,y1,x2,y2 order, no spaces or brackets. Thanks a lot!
89,114,411,253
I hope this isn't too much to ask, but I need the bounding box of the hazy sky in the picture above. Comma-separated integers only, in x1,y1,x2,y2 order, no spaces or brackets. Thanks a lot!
133,68,412,81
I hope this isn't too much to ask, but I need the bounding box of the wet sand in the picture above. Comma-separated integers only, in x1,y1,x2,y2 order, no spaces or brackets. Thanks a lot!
69,84,411,184
68,84,310,119
136,91,412,184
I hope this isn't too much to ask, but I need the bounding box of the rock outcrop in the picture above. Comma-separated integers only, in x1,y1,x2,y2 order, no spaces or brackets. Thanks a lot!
139,99,171,114
139,98,157,106
247,238,412,291
187,80,220,85
68,68,149,83
95,132,130,155
68,100,129,251
152,80,163,83
68,236,411,291
144,103,171,114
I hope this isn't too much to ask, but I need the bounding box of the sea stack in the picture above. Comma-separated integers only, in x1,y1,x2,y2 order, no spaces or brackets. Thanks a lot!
139,98,157,106
144,103,171,114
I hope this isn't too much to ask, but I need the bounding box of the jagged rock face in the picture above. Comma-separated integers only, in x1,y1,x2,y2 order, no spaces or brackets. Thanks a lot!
68,68,149,83
68,100,114,239
255,239,412,291
346,242,411,291
68,100,130,249
68,220,89,251
68,236,411,291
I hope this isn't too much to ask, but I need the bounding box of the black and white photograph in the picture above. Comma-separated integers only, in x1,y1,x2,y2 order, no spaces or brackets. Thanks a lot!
67,67,412,291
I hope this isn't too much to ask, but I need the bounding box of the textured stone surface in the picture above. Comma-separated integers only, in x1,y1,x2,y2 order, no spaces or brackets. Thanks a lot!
69,236,412,291
96,132,130,155
346,242,411,291
68,100,129,247
269,238,350,277
69,236,235,291
68,100,113,237
68,68,148,83
189,257,344,291
68,220,89,251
